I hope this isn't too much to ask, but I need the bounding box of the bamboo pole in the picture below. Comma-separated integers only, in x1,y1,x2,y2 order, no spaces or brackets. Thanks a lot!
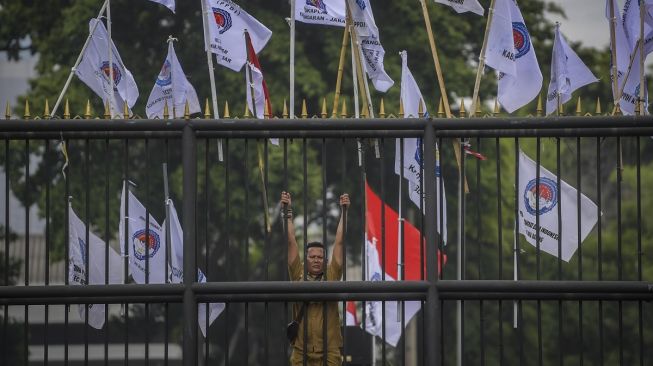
332,23,351,118
609,0,620,108
470,0,496,115
639,1,646,115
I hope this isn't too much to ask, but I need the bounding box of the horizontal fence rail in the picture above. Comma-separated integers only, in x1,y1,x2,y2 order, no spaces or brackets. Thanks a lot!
1,116,652,366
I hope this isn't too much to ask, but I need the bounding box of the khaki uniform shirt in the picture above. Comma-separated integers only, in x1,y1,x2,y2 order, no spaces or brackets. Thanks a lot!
288,256,343,353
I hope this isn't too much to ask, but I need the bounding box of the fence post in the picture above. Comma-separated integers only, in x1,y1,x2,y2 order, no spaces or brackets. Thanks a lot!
182,123,198,366
424,121,441,366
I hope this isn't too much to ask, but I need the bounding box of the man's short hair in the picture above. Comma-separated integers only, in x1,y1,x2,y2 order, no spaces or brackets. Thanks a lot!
306,241,325,250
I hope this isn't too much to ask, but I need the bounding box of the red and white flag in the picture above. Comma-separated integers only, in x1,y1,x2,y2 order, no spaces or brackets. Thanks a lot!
364,182,446,346
346,301,359,326
245,33,278,146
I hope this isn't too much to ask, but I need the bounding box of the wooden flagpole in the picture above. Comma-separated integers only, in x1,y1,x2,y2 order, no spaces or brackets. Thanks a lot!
609,0,621,110
639,1,646,115
470,0,496,115
332,23,351,118
419,0,468,193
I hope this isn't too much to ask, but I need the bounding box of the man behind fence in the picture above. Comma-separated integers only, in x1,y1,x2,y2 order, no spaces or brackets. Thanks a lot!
281,191,350,366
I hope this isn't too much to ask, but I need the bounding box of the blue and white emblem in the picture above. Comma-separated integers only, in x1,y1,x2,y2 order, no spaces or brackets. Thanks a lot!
212,7,232,34
156,60,172,87
512,22,531,59
355,0,366,10
100,61,122,86
523,177,558,216
306,0,327,13
132,229,161,260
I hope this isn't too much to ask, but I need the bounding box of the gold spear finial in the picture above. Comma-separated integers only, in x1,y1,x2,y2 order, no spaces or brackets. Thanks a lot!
595,97,602,115
103,100,111,119
204,99,211,119
23,98,31,119
5,101,11,120
244,102,251,118
398,99,405,118
123,101,129,119
475,97,482,117
321,97,328,118
43,99,50,119
340,98,348,118
437,97,444,118
282,99,289,119
184,100,190,120
163,100,170,119
63,99,70,119
418,99,425,118
459,99,466,118
536,94,543,117
84,100,92,119
493,97,500,117
224,101,231,118
575,96,582,116
379,98,386,118
264,99,271,119
301,99,308,118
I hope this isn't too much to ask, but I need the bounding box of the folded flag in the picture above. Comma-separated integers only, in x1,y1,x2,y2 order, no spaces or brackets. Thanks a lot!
204,0,272,72
146,41,201,118
75,18,139,117
485,0,542,113
346,301,359,326
545,25,598,115
295,0,346,27
68,205,123,329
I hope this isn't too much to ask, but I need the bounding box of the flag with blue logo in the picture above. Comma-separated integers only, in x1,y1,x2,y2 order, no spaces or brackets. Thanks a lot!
204,0,272,72
395,51,447,242
166,200,225,337
622,0,653,56
148,0,175,12
295,0,346,27
75,18,139,117
348,0,394,92
68,205,123,329
435,0,484,16
485,0,542,113
517,151,598,262
545,25,598,116
119,182,167,284
146,42,201,118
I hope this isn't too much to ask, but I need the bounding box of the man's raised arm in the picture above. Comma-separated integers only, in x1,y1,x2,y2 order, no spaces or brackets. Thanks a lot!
281,191,299,266
331,193,350,267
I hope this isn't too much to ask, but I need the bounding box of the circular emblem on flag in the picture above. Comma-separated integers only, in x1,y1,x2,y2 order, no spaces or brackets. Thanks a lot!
78,238,87,265
132,229,161,260
512,22,531,59
523,177,558,216
306,0,327,13
212,7,232,35
156,60,172,87
100,61,122,86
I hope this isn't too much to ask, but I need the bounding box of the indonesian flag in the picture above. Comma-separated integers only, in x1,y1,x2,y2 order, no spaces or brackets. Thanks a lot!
119,182,167,284
146,42,201,118
165,200,225,337
364,182,446,346
485,0,542,113
517,150,599,262
294,0,346,27
68,205,123,329
75,18,139,117
245,33,278,146
204,0,272,72
147,0,175,12
346,301,359,326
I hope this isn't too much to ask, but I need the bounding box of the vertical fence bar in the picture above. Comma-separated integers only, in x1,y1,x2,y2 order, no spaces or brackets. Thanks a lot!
283,138,289,364
576,137,584,366
43,139,50,366
244,138,249,364
302,137,308,366
3,138,8,366
321,138,327,366
104,138,110,366
495,137,504,366
536,139,542,366
65,138,70,366
556,138,563,366
123,138,129,366
182,123,198,366
84,138,90,366
596,136,604,366
224,138,230,366
164,137,170,366
145,138,150,366
476,137,484,366
263,139,269,366
424,122,440,366
616,137,623,366
636,136,643,366
341,138,347,366
380,138,386,364
23,138,29,366
204,139,210,366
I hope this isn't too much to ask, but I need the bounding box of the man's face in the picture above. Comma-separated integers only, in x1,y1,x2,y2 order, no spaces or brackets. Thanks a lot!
307,247,325,276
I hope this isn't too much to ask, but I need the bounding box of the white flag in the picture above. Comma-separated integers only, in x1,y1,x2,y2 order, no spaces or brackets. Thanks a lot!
485,0,542,113
146,42,201,119
364,236,421,347
75,18,139,117
517,150,598,262
623,0,653,56
435,0,484,16
69,205,123,329
398,51,428,119
166,200,225,337
294,0,346,27
148,0,175,12
119,183,167,284
245,62,266,120
204,0,272,72
545,26,598,115
348,0,394,92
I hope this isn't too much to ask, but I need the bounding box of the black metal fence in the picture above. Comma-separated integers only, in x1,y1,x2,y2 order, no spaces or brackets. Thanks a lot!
1,116,653,366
